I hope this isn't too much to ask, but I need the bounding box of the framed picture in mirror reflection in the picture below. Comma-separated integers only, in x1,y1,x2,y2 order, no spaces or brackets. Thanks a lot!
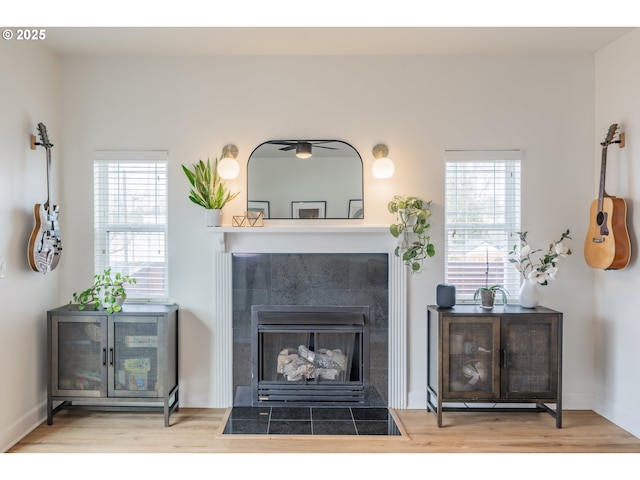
248,201,270,219
292,201,326,219
349,199,363,219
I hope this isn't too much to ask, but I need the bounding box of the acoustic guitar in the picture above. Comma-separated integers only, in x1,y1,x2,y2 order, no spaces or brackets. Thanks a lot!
584,123,631,270
27,122,62,273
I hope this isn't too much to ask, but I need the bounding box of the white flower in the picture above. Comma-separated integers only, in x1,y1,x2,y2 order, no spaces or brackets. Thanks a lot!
510,229,572,286
554,242,570,257
527,270,542,283
545,265,558,281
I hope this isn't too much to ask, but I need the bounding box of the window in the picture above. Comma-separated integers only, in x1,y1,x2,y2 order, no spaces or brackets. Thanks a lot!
445,150,521,303
94,151,168,300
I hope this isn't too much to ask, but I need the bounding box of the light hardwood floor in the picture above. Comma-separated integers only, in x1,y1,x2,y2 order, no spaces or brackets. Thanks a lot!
7,407,640,454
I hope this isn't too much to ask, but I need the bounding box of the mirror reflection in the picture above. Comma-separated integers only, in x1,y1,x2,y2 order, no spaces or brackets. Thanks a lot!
247,140,363,219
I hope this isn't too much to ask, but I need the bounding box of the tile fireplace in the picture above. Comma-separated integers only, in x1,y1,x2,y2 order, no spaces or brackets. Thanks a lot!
208,225,407,408
232,253,387,406
232,253,389,405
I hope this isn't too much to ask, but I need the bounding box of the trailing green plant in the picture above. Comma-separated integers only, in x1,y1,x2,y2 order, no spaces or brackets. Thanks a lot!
388,195,435,273
473,284,509,306
70,268,137,314
181,157,239,210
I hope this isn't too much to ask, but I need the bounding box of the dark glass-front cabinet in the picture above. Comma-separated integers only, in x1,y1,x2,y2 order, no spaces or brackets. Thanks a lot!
47,304,179,426
427,305,562,428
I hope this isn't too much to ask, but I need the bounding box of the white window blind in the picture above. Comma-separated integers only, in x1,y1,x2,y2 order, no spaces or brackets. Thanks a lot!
445,150,522,303
94,151,168,300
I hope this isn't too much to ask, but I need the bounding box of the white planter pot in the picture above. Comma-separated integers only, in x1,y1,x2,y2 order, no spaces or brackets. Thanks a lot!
97,291,126,309
205,209,222,227
398,209,417,227
518,280,541,308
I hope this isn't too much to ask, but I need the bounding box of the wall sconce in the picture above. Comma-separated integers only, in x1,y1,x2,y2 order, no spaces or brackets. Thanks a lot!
371,144,395,179
217,144,240,179
295,142,313,159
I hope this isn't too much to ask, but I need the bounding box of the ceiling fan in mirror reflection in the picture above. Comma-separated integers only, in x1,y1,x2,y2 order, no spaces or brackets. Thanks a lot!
269,140,338,159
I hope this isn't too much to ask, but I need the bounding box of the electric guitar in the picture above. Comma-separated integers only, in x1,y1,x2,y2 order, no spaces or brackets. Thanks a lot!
584,123,631,270
27,123,62,273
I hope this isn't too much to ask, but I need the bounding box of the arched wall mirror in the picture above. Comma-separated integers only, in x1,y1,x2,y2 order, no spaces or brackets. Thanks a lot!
247,140,364,219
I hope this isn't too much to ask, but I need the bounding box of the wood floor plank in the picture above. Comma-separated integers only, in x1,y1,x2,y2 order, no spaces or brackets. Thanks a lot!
7,408,640,454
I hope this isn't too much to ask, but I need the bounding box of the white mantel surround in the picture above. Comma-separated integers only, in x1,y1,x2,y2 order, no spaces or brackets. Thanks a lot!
208,223,408,408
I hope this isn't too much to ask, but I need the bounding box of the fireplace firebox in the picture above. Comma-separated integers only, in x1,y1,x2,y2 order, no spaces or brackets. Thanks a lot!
251,305,370,406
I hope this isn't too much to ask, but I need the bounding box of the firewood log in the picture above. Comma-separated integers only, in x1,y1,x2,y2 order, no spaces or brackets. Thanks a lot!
298,345,347,371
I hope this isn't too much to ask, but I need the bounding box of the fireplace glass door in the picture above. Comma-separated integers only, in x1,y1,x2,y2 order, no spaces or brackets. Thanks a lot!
252,306,370,405
260,330,359,384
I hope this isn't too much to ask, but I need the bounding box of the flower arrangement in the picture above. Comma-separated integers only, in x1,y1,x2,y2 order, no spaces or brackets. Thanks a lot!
509,229,572,285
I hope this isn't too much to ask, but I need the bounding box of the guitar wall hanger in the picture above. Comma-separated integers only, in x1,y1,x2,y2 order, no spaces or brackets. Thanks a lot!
601,131,625,149
30,133,54,150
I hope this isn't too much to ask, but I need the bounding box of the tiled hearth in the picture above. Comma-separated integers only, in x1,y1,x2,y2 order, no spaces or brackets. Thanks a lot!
222,406,402,436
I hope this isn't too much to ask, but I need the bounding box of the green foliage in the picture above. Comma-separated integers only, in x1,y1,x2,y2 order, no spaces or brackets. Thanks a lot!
69,268,137,314
388,195,435,273
181,157,239,210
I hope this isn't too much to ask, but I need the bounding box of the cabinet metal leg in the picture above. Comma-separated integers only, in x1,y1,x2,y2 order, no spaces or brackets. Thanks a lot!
47,399,53,425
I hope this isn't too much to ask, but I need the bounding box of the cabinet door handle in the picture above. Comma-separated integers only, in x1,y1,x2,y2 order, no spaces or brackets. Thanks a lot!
500,349,506,368
109,348,114,366
102,348,107,366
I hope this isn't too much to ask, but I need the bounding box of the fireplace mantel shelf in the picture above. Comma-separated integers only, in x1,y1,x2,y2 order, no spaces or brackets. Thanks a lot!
206,224,392,253
206,224,389,234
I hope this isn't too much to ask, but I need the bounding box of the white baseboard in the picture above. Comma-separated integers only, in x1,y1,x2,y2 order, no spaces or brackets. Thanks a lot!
1,401,46,453
593,398,640,439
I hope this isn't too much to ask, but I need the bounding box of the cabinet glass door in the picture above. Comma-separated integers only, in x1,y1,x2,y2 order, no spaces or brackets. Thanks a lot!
110,317,161,397
503,316,558,399
442,317,500,398
51,316,107,396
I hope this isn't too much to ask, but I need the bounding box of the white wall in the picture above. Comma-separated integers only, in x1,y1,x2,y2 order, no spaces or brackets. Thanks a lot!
0,41,61,451
594,28,640,438
57,53,597,413
7,35,640,449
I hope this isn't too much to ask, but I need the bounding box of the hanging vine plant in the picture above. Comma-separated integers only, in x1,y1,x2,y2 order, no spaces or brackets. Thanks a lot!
388,195,436,273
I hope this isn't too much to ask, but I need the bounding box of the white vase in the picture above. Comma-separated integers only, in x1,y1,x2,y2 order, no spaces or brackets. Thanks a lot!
398,209,417,227
518,280,541,308
97,291,126,309
205,209,222,227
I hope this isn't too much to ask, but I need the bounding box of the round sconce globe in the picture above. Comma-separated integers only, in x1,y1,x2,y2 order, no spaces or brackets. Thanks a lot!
217,157,240,179
372,157,395,179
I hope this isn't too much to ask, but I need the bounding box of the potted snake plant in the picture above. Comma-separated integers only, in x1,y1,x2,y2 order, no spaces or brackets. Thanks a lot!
182,157,239,227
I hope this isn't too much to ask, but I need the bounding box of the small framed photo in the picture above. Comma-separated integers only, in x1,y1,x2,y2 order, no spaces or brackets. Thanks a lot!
291,201,326,219
348,199,363,219
248,201,270,219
